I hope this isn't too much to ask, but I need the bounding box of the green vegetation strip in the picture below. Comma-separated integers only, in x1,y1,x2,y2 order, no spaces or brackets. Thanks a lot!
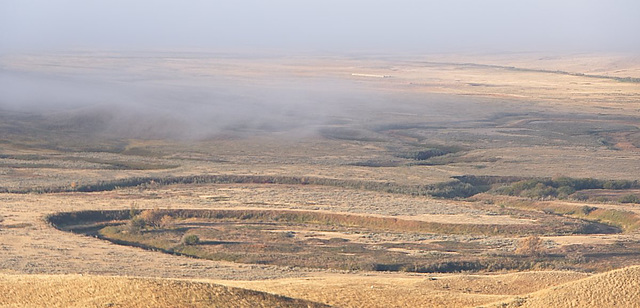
4,174,487,199
502,200,640,232
47,208,628,273
494,177,639,197
47,208,618,237
5,173,638,205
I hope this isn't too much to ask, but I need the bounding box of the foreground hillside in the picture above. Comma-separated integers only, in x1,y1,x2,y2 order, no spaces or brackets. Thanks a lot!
215,271,588,308
489,266,640,308
0,274,328,308
3,267,636,308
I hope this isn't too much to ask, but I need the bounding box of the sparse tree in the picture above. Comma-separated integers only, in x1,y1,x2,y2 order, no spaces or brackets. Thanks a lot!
129,202,139,219
127,217,146,234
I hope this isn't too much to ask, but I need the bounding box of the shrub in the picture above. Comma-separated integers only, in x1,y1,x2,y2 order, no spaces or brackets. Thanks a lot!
159,215,175,228
429,181,481,199
619,194,640,204
594,196,610,203
127,217,146,234
604,180,636,190
516,236,545,256
523,183,557,199
138,209,167,228
182,234,200,245
556,186,576,198
493,177,640,201
395,148,453,161
572,193,589,201
581,206,597,215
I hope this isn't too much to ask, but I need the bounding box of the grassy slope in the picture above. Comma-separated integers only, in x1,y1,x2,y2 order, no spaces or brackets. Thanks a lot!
214,271,589,308
0,274,329,308
488,265,640,308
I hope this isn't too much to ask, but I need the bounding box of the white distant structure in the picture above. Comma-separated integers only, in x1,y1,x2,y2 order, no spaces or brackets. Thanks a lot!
351,73,391,78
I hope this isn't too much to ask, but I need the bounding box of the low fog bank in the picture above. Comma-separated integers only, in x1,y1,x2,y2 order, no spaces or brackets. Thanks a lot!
0,57,407,140
1,52,530,142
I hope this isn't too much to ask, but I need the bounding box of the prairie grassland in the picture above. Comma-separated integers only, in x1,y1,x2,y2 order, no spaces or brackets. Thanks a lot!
1,52,639,307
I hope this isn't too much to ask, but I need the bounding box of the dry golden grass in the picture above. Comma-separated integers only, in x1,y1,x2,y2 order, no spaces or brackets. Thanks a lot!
488,265,640,308
0,274,328,308
214,271,588,308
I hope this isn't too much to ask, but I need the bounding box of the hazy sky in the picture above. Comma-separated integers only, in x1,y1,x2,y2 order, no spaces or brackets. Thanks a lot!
1,0,639,53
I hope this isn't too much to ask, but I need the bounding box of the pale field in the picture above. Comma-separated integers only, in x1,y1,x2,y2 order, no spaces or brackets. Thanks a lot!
0,52,639,306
